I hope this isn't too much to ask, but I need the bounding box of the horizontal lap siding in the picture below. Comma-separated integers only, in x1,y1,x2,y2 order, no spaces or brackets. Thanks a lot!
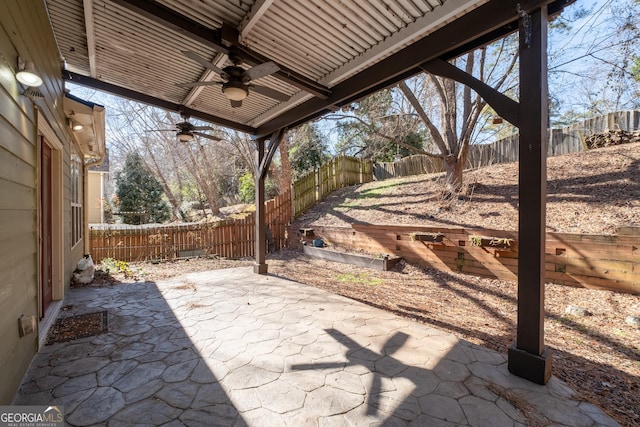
0,0,65,405
0,50,38,404
307,225,639,294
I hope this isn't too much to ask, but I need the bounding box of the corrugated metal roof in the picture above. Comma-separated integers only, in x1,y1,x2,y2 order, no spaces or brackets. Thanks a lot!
44,0,494,130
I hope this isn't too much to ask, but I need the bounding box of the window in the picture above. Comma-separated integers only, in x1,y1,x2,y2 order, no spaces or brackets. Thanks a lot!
71,151,83,246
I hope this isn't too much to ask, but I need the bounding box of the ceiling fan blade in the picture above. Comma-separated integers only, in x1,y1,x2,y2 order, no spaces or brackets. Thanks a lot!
192,125,215,131
245,61,280,81
176,81,222,88
145,129,175,132
181,51,227,76
230,99,242,108
193,131,221,141
250,85,290,101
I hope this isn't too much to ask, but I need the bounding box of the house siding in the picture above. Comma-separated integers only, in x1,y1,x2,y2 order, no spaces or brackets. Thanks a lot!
0,0,78,404
87,172,105,224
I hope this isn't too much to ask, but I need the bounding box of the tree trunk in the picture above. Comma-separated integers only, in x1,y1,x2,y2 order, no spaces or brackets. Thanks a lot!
142,142,183,221
279,136,292,190
184,144,220,216
443,155,464,195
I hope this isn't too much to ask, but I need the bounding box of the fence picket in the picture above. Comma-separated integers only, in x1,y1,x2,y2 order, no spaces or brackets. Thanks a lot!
90,188,293,262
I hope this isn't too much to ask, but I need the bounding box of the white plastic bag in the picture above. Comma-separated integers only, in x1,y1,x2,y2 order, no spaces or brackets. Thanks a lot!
73,254,95,284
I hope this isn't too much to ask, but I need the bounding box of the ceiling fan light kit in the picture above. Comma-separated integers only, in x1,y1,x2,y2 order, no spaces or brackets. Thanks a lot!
177,130,194,142
222,81,248,101
179,51,289,108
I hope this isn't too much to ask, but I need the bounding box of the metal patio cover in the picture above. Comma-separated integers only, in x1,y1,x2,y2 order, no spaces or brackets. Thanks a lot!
46,0,569,138
45,0,575,385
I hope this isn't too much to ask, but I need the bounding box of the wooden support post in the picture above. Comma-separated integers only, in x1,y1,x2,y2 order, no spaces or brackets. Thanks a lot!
253,129,285,274
254,138,268,274
508,5,552,385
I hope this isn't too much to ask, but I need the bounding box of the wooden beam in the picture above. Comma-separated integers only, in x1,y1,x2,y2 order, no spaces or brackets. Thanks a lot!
258,129,285,180
508,6,552,385
82,0,97,78
62,71,256,133
253,128,285,274
239,0,274,42
420,59,520,127
254,138,267,274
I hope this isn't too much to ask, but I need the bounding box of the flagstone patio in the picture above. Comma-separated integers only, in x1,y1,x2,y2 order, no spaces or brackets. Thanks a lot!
14,267,618,426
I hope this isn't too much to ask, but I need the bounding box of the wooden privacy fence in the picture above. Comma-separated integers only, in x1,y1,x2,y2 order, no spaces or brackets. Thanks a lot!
374,110,640,180
466,110,640,168
90,189,291,262
292,155,373,217
304,224,639,294
374,155,444,180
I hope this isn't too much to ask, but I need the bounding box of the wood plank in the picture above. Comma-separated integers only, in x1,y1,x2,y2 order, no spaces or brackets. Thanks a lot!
558,272,639,294
546,244,639,262
547,254,637,273
548,233,640,244
564,263,638,283
303,246,401,271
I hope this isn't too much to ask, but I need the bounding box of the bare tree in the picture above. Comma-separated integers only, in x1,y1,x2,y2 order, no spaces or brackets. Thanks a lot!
326,89,426,161
398,38,519,194
107,103,186,219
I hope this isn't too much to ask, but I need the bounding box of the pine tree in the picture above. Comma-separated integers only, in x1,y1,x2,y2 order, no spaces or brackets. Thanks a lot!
115,152,170,224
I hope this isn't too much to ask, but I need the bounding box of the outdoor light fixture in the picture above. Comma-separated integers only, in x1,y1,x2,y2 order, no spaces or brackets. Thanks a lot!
177,130,194,142
16,57,43,87
22,87,44,100
71,121,84,131
222,81,248,101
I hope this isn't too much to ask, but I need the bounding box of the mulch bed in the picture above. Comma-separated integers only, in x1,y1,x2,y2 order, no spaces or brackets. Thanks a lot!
46,311,109,345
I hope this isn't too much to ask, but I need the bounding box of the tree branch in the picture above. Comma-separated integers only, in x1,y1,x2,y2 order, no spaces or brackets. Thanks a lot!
397,81,448,156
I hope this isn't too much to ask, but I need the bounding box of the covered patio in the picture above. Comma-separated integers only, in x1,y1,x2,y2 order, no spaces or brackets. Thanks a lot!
44,0,570,386
14,267,617,425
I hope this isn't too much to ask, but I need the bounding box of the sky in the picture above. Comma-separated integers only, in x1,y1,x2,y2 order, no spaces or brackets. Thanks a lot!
547,0,639,119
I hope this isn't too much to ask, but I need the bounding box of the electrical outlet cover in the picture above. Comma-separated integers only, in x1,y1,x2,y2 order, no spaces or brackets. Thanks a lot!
19,315,36,337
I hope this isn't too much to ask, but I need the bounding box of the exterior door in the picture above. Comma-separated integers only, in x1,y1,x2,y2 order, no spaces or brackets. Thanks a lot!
40,140,53,318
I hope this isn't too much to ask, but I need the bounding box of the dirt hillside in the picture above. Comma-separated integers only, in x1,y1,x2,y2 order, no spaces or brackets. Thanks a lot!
295,142,640,235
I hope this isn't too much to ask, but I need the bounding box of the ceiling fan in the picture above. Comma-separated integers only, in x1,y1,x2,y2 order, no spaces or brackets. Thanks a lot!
147,114,221,142
177,51,290,108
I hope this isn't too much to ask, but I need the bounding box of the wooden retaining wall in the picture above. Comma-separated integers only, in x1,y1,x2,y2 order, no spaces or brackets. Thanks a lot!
304,224,639,294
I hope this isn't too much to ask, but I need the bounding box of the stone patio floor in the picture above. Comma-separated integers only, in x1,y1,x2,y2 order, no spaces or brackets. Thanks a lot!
14,267,619,426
